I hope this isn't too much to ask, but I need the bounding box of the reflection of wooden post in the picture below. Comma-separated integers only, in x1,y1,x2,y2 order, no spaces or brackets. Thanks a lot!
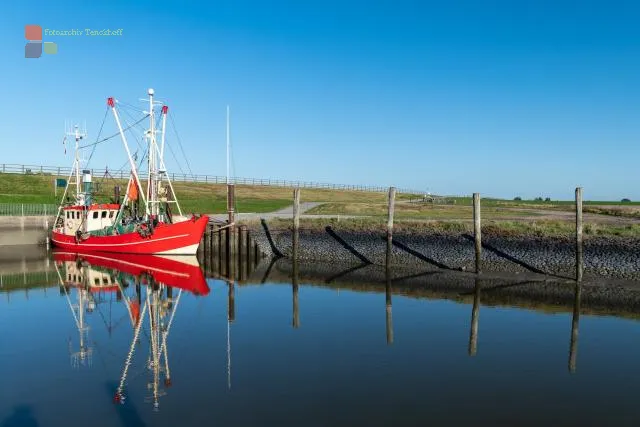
569,282,581,373
575,187,583,282
468,278,481,356
385,266,393,345
473,193,481,273
228,282,235,322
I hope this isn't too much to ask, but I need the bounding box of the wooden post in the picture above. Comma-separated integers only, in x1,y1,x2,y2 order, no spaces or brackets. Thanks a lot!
293,188,300,233
254,240,260,266
212,225,219,254
227,184,235,226
245,229,251,278
473,193,481,273
468,278,481,356
386,187,396,249
575,187,583,282
292,187,300,259
238,226,247,282
569,282,581,373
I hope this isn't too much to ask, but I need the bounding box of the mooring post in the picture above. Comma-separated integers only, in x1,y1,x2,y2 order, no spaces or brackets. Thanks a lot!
385,265,393,345
468,278,481,356
569,282,582,373
575,187,583,282
473,193,482,273
227,183,236,268
253,240,260,266
203,226,210,259
292,187,300,257
212,225,219,255
238,226,247,282
386,187,396,262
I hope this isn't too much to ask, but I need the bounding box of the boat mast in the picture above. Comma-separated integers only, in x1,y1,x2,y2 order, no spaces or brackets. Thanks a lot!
73,125,83,197
226,105,230,185
147,89,157,217
108,97,148,213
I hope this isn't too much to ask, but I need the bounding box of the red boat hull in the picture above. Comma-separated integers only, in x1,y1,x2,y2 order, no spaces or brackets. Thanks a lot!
51,215,209,255
53,250,210,296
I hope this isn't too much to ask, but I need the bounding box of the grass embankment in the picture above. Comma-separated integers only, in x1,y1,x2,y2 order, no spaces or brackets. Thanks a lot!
0,172,398,214
306,202,541,219
246,217,640,238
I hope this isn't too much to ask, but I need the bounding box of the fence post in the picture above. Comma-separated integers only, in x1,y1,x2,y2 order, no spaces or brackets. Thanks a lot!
473,193,482,273
21,204,24,217
575,187,583,282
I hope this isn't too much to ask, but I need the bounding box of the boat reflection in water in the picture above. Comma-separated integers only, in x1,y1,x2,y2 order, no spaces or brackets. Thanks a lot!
53,250,209,411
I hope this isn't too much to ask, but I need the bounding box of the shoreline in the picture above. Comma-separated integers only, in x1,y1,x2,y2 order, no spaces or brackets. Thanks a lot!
247,219,640,281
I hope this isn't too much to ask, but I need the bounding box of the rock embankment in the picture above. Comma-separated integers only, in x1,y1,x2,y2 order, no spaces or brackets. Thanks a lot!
248,224,640,280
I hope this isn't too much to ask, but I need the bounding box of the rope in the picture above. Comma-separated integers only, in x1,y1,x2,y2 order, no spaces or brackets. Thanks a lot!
79,114,149,149
167,112,194,177
87,109,109,164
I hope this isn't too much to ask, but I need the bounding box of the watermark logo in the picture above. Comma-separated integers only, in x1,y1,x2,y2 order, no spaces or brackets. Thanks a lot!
25,25,57,58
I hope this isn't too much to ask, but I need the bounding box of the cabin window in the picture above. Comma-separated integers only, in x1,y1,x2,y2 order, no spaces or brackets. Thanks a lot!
75,212,79,219
103,277,109,285
101,211,107,218
67,274,71,281
93,212,98,219
94,278,100,285
66,211,69,219
109,211,114,218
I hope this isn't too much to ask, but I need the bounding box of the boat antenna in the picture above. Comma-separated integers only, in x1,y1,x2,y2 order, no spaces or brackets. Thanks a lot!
226,105,230,185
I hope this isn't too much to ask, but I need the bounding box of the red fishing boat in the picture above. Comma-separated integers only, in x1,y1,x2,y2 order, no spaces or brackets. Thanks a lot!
51,89,208,255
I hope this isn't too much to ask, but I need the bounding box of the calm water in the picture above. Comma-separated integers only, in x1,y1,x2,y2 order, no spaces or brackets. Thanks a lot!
1,252,640,427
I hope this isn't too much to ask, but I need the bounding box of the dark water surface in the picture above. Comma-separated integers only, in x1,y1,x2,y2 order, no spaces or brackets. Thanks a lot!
1,251,640,427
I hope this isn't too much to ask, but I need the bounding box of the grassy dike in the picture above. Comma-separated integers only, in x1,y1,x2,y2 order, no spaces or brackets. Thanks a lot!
0,172,403,214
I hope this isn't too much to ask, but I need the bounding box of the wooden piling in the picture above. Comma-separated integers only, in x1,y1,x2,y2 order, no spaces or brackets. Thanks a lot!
227,184,235,226
212,225,219,255
386,187,396,265
253,240,259,267
575,187,583,282
473,193,482,274
238,226,247,282
293,188,300,233
468,278,481,356
569,282,581,373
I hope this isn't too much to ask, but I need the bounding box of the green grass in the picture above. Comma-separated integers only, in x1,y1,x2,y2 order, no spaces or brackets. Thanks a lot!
305,202,541,219
246,217,640,238
446,196,640,207
0,172,409,214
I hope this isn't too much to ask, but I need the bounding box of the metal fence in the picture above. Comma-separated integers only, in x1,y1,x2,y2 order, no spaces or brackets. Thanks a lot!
0,203,58,216
0,163,424,194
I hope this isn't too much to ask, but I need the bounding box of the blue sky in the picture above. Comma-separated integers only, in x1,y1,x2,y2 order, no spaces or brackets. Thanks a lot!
1,0,639,200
